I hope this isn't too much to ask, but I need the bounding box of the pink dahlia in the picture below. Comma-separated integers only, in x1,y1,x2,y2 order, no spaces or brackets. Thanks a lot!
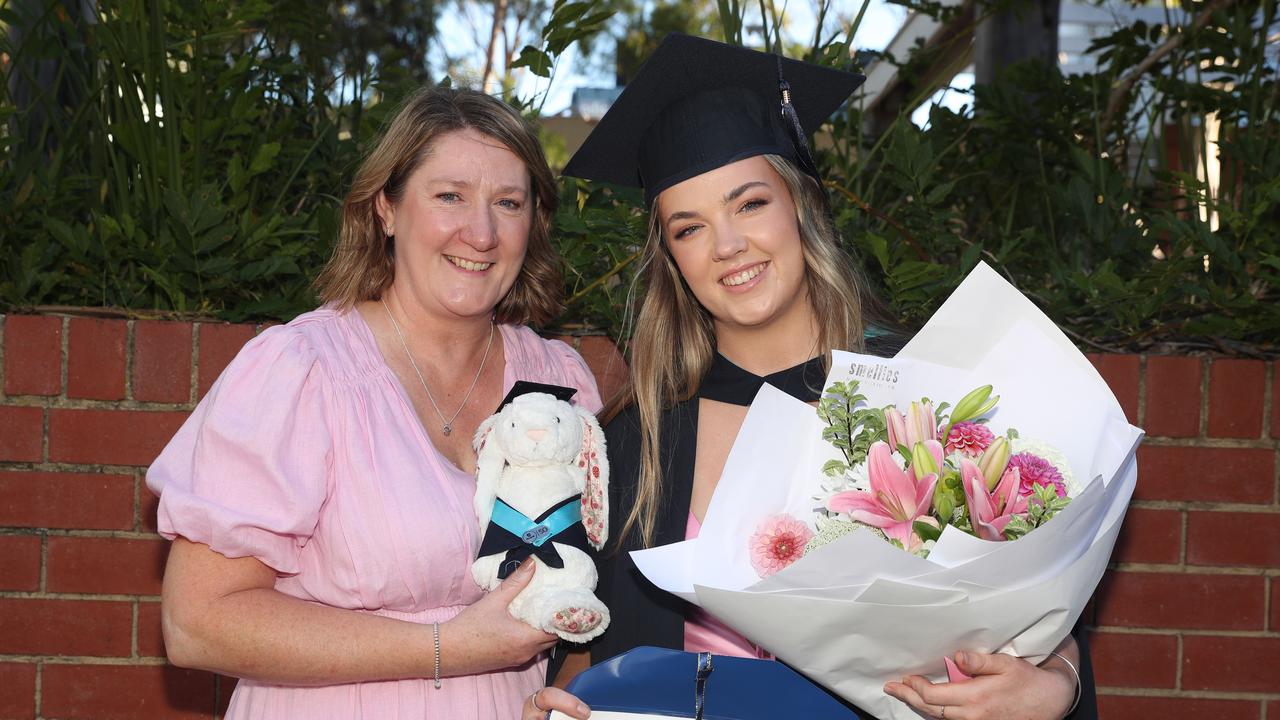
945,421,995,457
749,514,814,578
1008,452,1067,497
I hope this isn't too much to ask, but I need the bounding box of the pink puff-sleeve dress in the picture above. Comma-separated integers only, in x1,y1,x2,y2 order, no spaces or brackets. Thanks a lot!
146,307,603,720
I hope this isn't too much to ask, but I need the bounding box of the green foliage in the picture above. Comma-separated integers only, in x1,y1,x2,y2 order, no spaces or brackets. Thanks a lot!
2,0,1276,358
1,0,412,320
816,378,888,476
1003,484,1071,540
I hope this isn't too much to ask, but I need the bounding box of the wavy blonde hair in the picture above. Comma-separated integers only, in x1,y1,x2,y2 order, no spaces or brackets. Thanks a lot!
315,86,562,326
611,154,872,548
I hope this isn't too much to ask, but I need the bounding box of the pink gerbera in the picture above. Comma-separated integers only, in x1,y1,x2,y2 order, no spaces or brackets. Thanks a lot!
1008,452,1067,497
749,514,814,577
945,421,995,457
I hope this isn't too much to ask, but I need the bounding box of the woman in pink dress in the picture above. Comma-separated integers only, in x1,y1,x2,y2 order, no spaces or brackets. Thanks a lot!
148,87,594,720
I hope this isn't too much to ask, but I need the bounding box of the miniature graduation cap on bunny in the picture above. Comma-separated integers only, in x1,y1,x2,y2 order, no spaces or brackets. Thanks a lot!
471,381,610,643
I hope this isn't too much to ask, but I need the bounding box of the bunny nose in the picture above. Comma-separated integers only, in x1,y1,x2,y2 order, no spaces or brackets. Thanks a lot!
525,428,547,442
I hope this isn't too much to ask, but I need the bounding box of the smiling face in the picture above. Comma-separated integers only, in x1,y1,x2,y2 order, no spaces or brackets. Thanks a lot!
656,155,811,336
376,128,532,320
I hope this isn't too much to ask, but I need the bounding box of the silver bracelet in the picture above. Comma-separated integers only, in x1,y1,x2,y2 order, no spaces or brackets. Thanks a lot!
1047,650,1081,717
432,621,442,689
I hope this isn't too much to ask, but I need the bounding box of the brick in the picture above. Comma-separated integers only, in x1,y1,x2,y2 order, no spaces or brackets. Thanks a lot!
1207,358,1266,438
48,408,188,466
1272,363,1279,440
133,321,193,403
41,664,216,720
47,537,168,595
0,662,36,720
1183,636,1280,692
1094,571,1263,630
1187,510,1280,567
1088,354,1140,425
1273,577,1280,632
1144,355,1201,437
1096,696,1258,720
142,489,161,533
197,323,256,399
1112,507,1181,564
0,598,131,656
138,600,165,658
0,405,42,462
0,471,134,530
1089,631,1177,688
1135,445,1274,504
67,318,127,400
1269,701,1280,720
3,315,62,396
0,535,41,591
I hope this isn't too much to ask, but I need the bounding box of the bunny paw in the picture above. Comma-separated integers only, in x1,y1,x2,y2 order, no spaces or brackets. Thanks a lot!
551,606,604,636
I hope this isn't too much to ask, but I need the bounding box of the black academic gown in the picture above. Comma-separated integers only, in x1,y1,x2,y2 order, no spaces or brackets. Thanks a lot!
555,384,1099,720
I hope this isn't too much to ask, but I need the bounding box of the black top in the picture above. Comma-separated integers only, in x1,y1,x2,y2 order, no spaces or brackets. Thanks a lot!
552,343,1099,719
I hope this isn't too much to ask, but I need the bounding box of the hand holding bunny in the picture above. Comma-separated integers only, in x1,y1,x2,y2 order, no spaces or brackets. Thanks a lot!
471,392,610,643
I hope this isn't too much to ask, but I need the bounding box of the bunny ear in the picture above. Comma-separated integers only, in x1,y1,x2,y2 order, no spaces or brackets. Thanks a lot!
575,405,609,550
472,413,506,530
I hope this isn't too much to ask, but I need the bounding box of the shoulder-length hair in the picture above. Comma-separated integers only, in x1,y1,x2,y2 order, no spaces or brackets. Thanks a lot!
315,86,562,326
611,154,875,549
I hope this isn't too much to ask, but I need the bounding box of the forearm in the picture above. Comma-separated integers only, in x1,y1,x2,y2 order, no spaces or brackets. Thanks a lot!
161,538,536,686
165,586,439,685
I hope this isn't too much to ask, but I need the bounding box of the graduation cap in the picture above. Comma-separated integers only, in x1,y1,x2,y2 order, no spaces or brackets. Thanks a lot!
496,380,578,411
563,33,865,206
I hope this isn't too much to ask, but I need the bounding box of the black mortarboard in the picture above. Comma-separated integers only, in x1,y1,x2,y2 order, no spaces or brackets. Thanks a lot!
496,380,578,411
563,33,864,206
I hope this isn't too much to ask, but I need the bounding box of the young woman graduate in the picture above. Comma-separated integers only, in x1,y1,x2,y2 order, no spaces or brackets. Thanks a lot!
548,33,1098,720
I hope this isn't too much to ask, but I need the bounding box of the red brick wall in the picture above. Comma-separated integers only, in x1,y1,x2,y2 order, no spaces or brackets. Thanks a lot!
1,313,1276,718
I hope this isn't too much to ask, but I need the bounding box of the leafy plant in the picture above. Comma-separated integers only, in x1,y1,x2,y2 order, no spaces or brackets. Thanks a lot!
2,0,1275,358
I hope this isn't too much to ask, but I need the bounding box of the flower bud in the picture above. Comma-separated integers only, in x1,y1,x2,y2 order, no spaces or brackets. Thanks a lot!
885,407,907,451
912,441,940,477
950,385,998,426
906,401,938,447
978,436,1010,491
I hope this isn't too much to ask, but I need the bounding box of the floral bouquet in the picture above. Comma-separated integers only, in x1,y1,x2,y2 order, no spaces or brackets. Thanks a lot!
748,383,1080,579
630,263,1144,720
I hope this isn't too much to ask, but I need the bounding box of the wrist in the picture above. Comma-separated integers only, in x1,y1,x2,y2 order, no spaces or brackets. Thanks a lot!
1041,651,1081,718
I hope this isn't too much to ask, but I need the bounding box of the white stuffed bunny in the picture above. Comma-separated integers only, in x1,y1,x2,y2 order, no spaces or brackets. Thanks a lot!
471,392,610,643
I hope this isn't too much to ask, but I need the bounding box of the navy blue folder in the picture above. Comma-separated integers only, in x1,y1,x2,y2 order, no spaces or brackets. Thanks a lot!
562,647,861,719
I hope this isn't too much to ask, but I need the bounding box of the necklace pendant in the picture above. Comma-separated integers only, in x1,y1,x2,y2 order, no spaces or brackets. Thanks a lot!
442,425,452,436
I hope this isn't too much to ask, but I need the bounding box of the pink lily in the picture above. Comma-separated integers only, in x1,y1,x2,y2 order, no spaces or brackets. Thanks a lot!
907,401,939,447
828,441,941,548
886,401,940,451
885,407,908,450
960,457,1030,541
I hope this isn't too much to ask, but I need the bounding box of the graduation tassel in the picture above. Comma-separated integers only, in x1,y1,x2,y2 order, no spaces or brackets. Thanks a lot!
777,55,821,181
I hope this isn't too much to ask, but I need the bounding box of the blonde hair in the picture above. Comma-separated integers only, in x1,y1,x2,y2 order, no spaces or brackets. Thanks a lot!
315,86,563,326
611,154,871,548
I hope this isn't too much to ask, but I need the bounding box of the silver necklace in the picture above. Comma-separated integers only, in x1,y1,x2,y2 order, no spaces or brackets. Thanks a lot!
381,298,494,437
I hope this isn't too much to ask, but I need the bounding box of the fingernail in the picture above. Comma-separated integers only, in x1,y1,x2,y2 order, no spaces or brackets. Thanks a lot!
518,559,535,576
577,703,590,715
956,651,967,664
